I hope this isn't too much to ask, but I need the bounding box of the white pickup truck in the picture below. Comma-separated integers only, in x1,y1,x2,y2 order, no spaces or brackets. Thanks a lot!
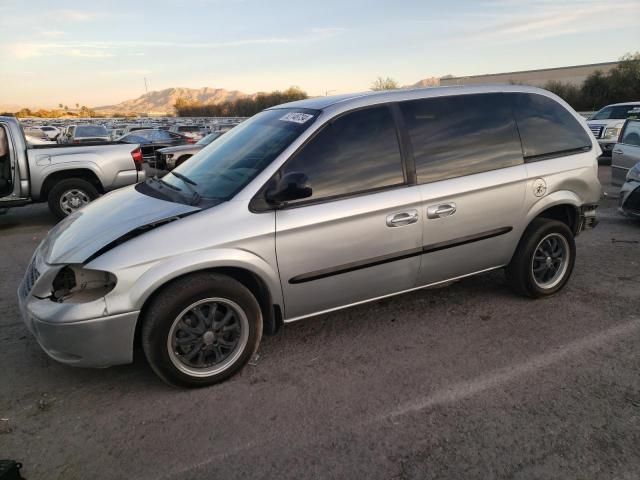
586,102,640,159
0,116,145,219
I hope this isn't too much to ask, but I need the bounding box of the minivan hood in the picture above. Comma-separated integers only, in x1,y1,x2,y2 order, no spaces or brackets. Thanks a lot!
41,186,200,264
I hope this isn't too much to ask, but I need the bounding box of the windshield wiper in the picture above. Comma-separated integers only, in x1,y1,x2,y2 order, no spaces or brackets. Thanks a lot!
170,171,198,186
146,176,182,192
169,171,201,205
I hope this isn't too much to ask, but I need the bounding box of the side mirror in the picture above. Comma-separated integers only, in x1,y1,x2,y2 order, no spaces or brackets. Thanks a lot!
265,172,312,205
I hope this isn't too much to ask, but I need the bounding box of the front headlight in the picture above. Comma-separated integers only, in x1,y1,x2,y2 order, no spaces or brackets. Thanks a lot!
626,164,640,183
603,127,621,140
51,265,117,303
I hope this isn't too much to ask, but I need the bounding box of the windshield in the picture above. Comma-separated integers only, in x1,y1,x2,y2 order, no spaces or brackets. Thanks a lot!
590,105,640,120
197,132,223,145
159,108,318,202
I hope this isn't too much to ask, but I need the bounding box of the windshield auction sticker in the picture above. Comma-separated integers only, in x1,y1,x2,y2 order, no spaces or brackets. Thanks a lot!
279,112,314,124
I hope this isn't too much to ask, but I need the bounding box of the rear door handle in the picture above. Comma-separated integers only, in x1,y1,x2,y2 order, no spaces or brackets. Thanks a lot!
386,209,419,227
427,203,457,219
612,149,623,154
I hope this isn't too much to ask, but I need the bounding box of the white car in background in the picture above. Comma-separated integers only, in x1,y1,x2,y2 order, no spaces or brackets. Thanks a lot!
587,102,640,159
39,125,61,140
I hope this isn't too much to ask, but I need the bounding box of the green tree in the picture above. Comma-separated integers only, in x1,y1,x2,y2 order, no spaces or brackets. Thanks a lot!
543,52,639,111
371,76,399,91
15,108,33,118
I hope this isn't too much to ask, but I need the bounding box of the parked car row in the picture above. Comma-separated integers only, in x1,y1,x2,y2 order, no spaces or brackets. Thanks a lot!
19,116,246,142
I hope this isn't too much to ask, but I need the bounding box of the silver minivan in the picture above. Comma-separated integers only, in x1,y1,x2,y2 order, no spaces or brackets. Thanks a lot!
18,86,601,388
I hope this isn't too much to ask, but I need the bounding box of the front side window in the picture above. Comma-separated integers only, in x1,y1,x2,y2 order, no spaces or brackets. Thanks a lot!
621,120,640,147
401,93,523,184
279,106,404,203
511,93,591,159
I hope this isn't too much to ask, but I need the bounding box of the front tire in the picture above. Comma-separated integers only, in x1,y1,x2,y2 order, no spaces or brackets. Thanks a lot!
47,178,99,219
506,218,576,298
142,273,263,388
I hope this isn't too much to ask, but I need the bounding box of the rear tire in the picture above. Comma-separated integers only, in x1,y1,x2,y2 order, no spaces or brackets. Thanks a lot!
506,218,576,298
47,178,99,219
142,273,263,388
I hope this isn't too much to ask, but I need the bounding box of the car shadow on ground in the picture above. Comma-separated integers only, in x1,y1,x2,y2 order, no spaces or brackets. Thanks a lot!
16,268,517,393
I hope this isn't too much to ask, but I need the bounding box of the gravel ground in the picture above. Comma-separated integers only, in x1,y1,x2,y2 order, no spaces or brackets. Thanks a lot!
1,166,638,480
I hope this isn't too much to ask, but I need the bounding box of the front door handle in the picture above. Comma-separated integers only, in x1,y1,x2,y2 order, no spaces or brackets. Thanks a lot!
386,209,419,227
427,203,457,219
612,149,623,154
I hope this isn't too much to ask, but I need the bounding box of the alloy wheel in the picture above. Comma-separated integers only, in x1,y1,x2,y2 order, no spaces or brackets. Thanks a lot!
167,298,249,377
531,233,570,289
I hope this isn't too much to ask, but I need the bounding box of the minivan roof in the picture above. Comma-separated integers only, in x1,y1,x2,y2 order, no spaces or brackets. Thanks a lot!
271,84,569,111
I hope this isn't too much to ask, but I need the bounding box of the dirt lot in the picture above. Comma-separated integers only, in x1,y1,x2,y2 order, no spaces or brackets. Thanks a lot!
1,166,638,480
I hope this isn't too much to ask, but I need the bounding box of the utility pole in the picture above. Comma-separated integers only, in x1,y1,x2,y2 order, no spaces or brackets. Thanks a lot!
144,77,149,94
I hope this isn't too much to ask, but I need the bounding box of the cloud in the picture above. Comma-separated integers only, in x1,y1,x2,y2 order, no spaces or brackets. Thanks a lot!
59,10,101,22
97,68,152,77
463,1,640,43
41,30,66,38
6,27,347,59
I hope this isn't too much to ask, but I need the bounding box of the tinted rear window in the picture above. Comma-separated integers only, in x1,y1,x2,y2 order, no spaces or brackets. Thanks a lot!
76,126,108,137
511,93,591,159
400,93,523,184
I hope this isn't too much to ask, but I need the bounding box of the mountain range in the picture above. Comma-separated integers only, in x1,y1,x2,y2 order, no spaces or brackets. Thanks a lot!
95,77,445,114
2,76,447,115
94,87,253,114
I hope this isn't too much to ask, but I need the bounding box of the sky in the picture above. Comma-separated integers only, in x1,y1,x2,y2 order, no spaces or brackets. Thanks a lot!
0,0,638,108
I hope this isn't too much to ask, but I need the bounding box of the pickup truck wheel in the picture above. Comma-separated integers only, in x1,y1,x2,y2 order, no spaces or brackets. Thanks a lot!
506,218,576,298
47,178,99,219
142,273,263,388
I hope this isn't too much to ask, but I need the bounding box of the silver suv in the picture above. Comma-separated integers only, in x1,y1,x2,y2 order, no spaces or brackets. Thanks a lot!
18,86,601,388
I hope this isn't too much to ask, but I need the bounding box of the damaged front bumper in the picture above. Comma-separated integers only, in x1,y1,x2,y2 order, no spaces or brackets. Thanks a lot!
17,253,139,368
